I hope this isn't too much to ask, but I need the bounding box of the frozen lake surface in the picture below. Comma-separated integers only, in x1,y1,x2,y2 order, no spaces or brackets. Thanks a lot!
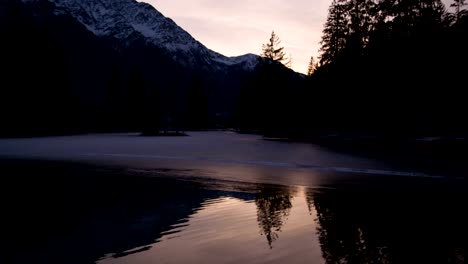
0,132,452,187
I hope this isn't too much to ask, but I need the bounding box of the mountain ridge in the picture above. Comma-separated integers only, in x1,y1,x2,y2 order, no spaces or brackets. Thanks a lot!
22,0,258,71
1,0,303,136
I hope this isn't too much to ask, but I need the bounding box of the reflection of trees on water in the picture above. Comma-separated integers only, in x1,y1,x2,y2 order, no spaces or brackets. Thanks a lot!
305,188,466,264
309,191,391,264
2,161,257,264
255,186,295,248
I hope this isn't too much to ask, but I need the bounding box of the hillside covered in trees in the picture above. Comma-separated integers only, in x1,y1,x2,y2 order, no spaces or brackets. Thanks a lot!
0,0,257,137
240,0,468,140
0,0,466,140
313,0,468,137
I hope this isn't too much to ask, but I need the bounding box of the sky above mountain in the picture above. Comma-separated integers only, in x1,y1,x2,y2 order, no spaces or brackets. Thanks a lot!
143,0,455,74
143,0,330,74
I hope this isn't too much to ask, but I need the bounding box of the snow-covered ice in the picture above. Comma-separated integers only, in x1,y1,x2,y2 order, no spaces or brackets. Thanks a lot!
0,132,443,186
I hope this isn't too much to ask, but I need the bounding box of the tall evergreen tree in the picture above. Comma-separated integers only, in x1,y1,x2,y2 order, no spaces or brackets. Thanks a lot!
285,53,293,69
260,31,288,65
319,0,349,65
306,56,316,76
345,0,377,55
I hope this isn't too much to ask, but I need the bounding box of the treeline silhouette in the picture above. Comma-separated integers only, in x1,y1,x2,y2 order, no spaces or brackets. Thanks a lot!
1,0,467,139
0,0,180,136
0,0,247,137
238,0,468,140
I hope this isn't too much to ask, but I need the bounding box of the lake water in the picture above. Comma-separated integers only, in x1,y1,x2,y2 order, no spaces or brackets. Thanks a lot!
0,132,466,263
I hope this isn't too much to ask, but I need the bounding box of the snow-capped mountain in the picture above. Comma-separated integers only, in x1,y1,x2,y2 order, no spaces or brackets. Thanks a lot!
23,0,258,71
1,0,267,134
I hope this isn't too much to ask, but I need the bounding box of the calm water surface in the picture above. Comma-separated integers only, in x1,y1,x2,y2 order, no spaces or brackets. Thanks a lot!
98,187,323,264
0,133,466,263
1,160,465,264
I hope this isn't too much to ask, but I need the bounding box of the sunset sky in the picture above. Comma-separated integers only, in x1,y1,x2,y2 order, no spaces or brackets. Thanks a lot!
144,0,454,74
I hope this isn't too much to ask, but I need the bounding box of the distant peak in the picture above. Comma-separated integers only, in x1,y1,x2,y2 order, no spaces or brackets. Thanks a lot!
23,0,258,71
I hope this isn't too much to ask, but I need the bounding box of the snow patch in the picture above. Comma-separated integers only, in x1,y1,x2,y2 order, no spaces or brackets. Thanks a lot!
131,23,156,38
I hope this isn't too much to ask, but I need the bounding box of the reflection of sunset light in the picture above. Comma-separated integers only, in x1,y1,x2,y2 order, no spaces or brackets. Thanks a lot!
201,163,328,187
98,187,324,264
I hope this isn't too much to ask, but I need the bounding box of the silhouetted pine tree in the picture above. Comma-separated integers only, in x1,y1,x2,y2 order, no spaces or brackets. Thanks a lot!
344,0,376,58
285,53,293,69
257,32,293,136
260,31,288,65
306,56,316,76
319,0,349,65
